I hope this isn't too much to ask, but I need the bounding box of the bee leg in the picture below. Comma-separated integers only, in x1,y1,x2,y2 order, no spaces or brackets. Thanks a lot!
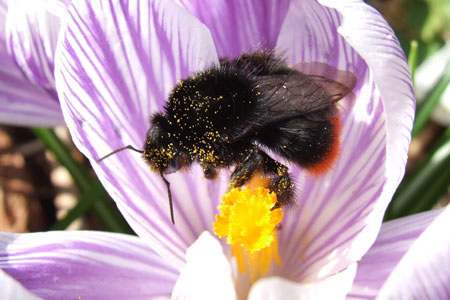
268,167,295,207
230,147,294,206
203,166,217,179
230,148,263,188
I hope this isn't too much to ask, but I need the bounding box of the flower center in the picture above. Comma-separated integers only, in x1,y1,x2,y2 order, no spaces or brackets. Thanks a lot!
213,174,283,282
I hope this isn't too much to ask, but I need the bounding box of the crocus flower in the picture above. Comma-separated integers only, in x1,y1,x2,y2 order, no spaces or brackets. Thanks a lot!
0,0,427,298
0,0,67,126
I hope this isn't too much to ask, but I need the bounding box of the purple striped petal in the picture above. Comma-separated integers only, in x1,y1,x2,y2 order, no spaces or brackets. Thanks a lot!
178,0,290,58
378,206,450,299
271,0,415,282
171,232,237,300
55,0,219,269
347,207,449,300
319,0,415,190
0,231,178,300
249,263,356,300
5,0,67,98
0,0,64,126
0,270,41,300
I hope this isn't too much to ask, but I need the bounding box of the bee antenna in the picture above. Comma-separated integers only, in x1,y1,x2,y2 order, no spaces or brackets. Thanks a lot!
96,145,144,163
160,170,175,225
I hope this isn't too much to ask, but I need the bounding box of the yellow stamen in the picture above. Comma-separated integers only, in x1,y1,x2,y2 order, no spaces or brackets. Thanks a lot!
213,174,283,282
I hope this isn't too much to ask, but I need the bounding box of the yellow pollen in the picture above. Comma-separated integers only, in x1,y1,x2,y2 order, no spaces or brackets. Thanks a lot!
213,174,283,281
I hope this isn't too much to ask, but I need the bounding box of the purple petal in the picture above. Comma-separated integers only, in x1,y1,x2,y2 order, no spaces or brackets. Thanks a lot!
273,0,415,281
319,0,415,189
248,263,356,300
0,231,178,300
347,208,443,299
5,0,66,98
178,0,290,58
378,206,450,299
171,232,237,300
55,0,219,269
0,270,41,300
0,0,64,126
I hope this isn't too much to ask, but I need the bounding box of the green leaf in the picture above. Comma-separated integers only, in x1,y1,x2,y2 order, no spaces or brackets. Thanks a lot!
408,40,419,81
412,62,450,137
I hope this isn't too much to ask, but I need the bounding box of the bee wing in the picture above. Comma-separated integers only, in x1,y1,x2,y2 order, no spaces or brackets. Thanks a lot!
256,71,353,119
231,70,355,141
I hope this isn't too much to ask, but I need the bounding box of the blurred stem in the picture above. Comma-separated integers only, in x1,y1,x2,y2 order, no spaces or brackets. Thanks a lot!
33,128,133,234
408,40,419,81
412,62,450,137
386,128,450,220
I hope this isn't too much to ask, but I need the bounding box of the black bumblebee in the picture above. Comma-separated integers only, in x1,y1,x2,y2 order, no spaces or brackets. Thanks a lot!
98,51,355,224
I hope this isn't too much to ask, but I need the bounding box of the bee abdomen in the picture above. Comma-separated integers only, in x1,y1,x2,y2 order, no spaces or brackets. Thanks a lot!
258,110,341,175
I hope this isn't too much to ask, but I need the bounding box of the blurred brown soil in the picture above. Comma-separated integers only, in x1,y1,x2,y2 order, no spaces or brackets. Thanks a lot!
0,126,55,232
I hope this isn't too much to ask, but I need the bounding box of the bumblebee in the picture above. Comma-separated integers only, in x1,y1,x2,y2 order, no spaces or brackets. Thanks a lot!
98,51,355,224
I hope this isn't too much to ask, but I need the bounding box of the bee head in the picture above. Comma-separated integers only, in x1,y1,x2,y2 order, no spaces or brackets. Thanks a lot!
144,113,187,174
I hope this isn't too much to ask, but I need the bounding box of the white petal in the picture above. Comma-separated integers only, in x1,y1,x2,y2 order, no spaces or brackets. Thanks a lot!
249,263,357,300
172,232,237,300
